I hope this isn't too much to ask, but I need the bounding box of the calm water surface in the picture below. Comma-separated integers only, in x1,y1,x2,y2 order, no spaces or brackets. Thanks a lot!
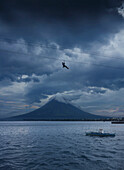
0,121,124,170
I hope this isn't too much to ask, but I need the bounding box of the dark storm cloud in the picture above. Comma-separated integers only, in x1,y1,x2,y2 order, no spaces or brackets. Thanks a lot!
0,0,123,47
0,0,122,20
0,39,61,83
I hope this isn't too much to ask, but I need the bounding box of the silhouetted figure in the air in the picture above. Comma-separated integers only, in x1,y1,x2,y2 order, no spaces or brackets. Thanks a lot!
62,62,69,69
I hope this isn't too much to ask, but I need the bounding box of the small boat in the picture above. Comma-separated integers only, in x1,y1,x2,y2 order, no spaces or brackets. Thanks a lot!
111,121,124,124
85,129,115,137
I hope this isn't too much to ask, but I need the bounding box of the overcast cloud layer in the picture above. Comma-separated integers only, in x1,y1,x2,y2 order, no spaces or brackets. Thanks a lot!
0,0,124,118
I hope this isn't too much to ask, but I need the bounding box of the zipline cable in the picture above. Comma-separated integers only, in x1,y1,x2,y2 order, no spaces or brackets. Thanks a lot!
0,48,124,71
0,36,124,61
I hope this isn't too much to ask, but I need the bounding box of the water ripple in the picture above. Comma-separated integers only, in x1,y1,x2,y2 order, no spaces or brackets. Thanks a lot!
0,121,124,170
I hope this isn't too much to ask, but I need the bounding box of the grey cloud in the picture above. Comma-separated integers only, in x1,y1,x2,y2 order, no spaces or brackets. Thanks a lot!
23,29,124,104
0,39,62,87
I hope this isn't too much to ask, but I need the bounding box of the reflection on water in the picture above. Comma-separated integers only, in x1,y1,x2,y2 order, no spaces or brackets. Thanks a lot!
0,121,124,170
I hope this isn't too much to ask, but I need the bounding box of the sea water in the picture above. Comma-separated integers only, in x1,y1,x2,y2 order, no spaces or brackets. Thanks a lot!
0,121,124,170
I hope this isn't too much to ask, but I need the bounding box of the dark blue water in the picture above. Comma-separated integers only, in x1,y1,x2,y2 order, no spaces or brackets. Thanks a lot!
0,121,124,170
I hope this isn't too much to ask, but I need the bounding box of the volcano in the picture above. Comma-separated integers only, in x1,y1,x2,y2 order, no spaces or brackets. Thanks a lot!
6,99,107,120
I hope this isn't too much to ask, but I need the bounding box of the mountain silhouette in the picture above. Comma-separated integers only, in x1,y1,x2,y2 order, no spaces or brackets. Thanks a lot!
6,99,107,120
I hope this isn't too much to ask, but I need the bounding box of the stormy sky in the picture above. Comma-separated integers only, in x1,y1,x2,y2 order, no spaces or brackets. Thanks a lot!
0,0,124,118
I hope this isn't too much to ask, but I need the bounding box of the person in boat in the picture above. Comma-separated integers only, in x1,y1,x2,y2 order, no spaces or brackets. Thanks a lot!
62,62,69,69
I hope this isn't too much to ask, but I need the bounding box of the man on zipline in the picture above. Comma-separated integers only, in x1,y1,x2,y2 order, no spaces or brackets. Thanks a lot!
62,62,69,69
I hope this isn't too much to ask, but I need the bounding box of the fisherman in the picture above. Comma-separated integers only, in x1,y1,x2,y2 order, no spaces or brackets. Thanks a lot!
62,62,69,69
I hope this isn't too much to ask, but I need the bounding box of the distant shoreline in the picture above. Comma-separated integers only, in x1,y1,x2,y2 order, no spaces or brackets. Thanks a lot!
0,119,116,121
